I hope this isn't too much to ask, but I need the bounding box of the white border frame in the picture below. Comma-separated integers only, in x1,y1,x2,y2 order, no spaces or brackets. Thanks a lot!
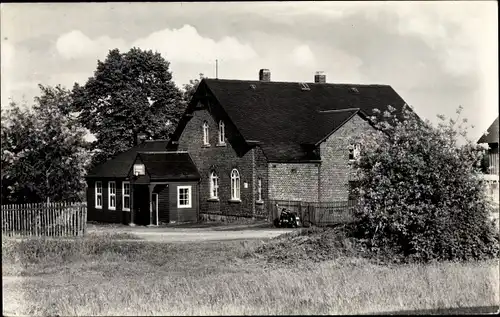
203,121,210,145
95,181,102,209
177,185,192,209
122,181,130,211
230,169,241,201
218,120,226,145
108,181,116,210
209,171,219,199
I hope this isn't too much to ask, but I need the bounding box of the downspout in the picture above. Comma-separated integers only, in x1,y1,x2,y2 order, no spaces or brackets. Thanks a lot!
317,146,322,203
198,178,201,223
251,148,256,219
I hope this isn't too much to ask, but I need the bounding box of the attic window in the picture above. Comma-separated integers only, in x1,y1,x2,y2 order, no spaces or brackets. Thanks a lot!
349,87,359,94
249,84,256,90
300,83,310,91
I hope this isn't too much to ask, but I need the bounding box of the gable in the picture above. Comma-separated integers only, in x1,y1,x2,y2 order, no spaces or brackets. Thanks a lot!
174,101,251,157
171,78,411,162
478,117,499,144
86,140,169,178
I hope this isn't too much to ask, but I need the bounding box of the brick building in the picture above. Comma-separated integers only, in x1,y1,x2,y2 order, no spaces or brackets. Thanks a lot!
168,70,409,222
478,117,499,205
86,69,410,224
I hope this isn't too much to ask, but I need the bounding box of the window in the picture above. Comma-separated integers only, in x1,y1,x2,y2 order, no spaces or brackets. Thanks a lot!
178,186,192,208
209,171,219,199
95,181,102,209
122,182,130,211
133,164,145,176
230,169,241,200
218,120,225,145
348,144,361,160
203,121,209,145
257,178,263,202
108,181,116,210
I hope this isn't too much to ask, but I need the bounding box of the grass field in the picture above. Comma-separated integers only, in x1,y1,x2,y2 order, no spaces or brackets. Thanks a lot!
2,231,499,316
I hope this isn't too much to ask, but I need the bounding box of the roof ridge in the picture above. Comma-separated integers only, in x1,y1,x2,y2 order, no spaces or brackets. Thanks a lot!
204,78,391,87
138,151,188,154
144,139,170,142
318,108,360,113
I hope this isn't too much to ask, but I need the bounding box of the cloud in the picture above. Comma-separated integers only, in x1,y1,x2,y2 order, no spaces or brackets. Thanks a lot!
56,30,128,59
132,24,257,63
289,44,316,67
55,24,258,66
1,41,15,70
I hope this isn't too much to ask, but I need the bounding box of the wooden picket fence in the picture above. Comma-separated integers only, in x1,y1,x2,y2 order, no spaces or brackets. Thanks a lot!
269,199,358,226
1,202,87,237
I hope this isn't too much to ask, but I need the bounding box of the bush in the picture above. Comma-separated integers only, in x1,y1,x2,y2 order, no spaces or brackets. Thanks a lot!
351,105,499,262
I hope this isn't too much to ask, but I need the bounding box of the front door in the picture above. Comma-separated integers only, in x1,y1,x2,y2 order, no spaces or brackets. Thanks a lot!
152,193,158,225
133,185,150,226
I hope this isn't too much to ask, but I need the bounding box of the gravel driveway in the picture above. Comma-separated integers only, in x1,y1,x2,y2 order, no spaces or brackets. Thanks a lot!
86,223,297,243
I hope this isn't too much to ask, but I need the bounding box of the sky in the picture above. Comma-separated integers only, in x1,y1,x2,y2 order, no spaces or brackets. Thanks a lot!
1,1,498,141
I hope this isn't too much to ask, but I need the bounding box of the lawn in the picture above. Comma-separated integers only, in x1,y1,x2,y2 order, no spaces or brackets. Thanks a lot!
2,231,499,316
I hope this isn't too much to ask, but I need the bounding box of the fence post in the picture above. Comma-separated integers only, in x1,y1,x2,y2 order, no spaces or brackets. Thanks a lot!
83,203,87,236
65,202,69,237
42,203,46,237
34,203,37,237
26,203,30,236
49,202,53,237
70,202,73,236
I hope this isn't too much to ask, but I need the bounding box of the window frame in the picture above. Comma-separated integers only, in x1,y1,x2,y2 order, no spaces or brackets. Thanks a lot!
122,181,131,211
203,121,210,145
257,178,263,202
230,169,241,201
177,185,192,208
95,181,102,209
348,143,361,161
209,171,219,199
108,181,116,210
218,120,226,145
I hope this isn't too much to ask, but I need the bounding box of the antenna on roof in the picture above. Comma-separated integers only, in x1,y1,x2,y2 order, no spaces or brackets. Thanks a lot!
215,59,218,79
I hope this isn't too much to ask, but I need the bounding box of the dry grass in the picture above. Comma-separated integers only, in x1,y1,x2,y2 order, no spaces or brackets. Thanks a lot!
2,233,499,316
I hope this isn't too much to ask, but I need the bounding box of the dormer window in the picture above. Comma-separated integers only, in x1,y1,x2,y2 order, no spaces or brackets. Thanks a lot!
218,120,226,145
203,121,209,145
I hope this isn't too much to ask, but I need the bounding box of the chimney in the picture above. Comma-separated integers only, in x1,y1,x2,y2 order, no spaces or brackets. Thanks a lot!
259,69,271,82
314,71,326,84
136,132,147,145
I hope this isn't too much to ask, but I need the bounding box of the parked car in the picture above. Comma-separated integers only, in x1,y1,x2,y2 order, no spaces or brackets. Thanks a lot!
274,208,301,228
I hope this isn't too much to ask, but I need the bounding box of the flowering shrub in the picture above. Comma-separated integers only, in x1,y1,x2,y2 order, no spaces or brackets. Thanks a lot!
351,105,499,262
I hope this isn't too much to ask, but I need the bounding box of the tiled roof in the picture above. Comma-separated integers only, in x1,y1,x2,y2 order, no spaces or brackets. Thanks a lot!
198,79,409,161
478,117,499,144
86,141,170,178
137,152,200,181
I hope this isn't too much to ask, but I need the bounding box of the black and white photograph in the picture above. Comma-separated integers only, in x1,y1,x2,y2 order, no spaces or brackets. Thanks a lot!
1,1,499,315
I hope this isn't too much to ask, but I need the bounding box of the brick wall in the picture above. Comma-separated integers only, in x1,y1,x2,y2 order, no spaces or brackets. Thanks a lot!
319,114,375,201
268,163,319,202
177,106,260,218
254,146,269,218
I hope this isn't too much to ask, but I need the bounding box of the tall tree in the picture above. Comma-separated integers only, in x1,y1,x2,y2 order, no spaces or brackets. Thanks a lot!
1,85,90,204
182,73,205,104
71,48,185,168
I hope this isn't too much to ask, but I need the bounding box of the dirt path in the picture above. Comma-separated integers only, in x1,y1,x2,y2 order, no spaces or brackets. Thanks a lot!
87,224,296,243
